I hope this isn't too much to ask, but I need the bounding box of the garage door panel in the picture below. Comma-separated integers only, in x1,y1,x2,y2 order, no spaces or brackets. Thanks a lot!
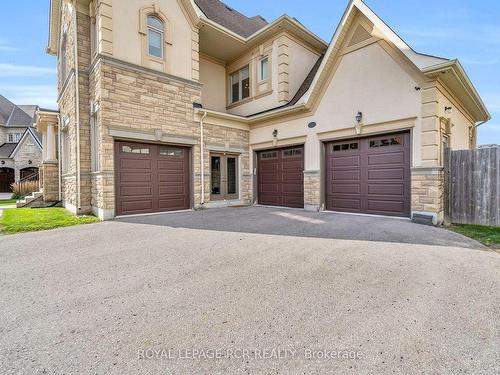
368,152,405,166
157,160,185,171
326,132,410,217
368,199,405,213
282,183,303,193
158,198,188,211
330,198,361,210
120,172,153,183
116,141,190,216
120,158,152,170
332,170,360,181
368,184,404,196
261,183,280,193
332,183,361,194
282,160,303,170
120,200,154,213
368,168,404,180
258,146,304,208
332,155,360,168
119,186,153,197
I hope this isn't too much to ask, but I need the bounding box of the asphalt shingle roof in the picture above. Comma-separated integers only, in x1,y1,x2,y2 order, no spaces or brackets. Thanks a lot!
248,53,325,117
0,95,37,127
194,0,268,38
0,143,17,158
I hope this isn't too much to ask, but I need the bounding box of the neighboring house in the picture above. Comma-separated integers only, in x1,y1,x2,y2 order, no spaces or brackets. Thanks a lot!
38,0,489,224
0,96,43,193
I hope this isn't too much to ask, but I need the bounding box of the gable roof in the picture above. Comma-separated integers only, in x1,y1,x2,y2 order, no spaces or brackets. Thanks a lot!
194,0,268,38
273,0,489,123
8,127,43,159
0,95,38,127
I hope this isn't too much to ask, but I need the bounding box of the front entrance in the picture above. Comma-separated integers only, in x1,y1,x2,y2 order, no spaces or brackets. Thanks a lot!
210,154,238,201
0,168,15,192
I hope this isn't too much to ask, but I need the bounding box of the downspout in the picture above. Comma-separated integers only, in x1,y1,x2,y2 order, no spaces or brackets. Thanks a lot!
200,111,208,206
473,120,488,148
72,0,82,211
57,114,62,201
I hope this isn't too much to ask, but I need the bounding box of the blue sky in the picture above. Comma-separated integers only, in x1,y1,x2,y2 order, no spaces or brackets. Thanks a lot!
0,0,498,144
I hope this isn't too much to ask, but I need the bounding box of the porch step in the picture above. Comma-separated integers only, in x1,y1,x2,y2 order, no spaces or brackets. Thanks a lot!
16,191,44,208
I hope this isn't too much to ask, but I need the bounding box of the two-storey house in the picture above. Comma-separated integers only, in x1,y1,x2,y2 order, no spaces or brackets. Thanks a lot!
37,0,490,224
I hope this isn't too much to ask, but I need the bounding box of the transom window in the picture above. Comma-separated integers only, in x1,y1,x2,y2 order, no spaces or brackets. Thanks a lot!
261,151,277,159
333,143,358,152
259,57,269,81
147,15,164,59
369,137,402,148
230,66,250,104
283,148,302,157
159,146,183,157
122,145,150,154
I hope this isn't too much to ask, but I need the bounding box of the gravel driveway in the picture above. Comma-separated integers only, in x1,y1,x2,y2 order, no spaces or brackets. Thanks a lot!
0,208,498,374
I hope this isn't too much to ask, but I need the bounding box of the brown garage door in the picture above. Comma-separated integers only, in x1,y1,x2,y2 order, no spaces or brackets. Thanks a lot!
0,168,15,192
115,141,190,216
326,132,410,217
258,146,304,208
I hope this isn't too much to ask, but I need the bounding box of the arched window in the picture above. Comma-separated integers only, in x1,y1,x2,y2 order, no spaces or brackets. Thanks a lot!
147,15,164,59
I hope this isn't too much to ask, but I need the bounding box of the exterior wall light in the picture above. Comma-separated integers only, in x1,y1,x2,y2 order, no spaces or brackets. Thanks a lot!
272,129,278,138
28,160,33,165
1,160,4,165
445,106,453,114
355,111,363,135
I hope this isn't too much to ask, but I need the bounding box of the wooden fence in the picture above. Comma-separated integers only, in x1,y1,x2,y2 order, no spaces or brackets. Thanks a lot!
445,146,499,226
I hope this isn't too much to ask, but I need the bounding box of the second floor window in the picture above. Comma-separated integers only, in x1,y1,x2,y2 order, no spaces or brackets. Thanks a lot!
260,57,269,81
147,15,164,59
8,133,21,143
231,66,250,104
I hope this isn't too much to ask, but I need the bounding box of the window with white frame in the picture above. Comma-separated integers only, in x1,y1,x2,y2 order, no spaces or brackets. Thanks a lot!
259,57,269,81
230,66,250,104
8,133,21,143
147,15,164,59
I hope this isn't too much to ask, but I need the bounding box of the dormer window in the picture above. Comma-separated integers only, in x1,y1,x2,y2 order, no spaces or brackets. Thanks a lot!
147,15,164,59
230,66,250,104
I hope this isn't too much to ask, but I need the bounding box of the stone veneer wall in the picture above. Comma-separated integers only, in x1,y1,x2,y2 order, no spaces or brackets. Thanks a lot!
91,58,252,217
59,6,93,214
411,169,444,224
304,171,321,211
41,162,59,202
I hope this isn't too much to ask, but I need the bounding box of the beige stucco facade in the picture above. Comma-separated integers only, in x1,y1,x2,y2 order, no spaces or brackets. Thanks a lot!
42,0,489,223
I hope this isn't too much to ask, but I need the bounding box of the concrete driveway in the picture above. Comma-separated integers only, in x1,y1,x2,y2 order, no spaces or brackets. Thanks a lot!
0,207,498,374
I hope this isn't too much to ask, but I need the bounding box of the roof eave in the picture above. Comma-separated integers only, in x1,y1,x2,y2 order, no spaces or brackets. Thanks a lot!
423,60,491,122
47,0,60,56
200,14,328,50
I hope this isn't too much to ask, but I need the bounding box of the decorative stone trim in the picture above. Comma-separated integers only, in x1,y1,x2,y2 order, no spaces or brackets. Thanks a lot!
92,55,202,89
277,36,290,104
108,127,198,146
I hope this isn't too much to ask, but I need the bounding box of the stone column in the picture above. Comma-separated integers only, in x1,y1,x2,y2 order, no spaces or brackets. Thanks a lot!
46,124,56,161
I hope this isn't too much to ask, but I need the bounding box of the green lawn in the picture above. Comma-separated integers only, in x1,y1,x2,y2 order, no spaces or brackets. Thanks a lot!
450,224,500,248
0,208,100,234
0,200,17,207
